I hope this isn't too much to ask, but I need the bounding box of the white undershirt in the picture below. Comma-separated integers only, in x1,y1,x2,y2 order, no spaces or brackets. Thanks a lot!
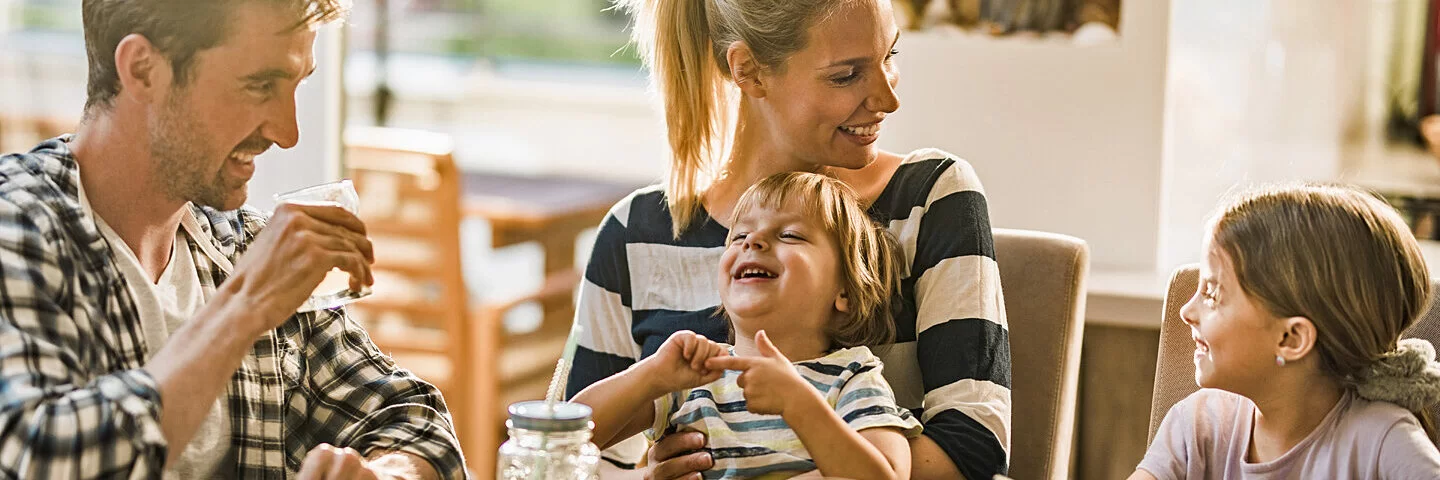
79,181,233,479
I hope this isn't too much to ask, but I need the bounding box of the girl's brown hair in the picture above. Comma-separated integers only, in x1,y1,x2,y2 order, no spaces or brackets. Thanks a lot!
727,172,902,348
615,0,856,237
1211,183,1436,440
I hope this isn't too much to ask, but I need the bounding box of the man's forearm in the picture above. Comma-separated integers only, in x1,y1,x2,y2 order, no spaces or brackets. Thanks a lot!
367,451,439,480
143,288,265,466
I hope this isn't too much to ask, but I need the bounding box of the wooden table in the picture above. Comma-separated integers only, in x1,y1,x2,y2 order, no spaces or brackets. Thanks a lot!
462,172,641,276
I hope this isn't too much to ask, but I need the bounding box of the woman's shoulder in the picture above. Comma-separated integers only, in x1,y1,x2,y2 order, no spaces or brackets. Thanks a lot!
882,148,986,205
896,148,982,183
600,184,728,248
602,183,668,229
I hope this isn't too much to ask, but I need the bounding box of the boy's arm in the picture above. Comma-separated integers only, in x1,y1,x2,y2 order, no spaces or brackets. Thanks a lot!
572,367,660,450
577,330,727,450
783,390,910,480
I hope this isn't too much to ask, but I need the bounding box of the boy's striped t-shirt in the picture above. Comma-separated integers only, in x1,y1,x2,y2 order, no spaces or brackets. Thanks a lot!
648,346,923,479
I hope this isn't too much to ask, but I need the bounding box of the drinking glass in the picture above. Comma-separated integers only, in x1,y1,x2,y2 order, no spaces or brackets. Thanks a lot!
273,179,373,312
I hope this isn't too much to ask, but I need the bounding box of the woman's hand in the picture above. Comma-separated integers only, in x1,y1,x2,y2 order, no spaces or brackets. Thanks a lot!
636,330,729,395
702,330,811,416
645,431,715,480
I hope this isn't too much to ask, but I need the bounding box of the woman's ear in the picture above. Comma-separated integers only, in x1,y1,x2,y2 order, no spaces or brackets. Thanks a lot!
726,41,767,98
1276,316,1319,365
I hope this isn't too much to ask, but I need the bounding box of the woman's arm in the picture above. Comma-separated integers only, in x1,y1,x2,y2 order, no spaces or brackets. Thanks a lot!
566,201,643,400
910,435,965,479
906,157,1010,480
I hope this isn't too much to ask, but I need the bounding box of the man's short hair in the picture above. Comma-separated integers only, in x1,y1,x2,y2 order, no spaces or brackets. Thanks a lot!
82,0,350,112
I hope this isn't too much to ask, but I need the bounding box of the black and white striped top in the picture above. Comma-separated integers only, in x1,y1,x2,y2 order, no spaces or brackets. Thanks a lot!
567,149,1011,479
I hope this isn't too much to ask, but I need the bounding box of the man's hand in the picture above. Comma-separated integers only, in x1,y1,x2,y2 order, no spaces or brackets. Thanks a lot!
227,202,373,331
297,444,421,480
703,330,810,416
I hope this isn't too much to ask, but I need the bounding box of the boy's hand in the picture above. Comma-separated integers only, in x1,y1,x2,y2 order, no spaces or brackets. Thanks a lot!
637,330,729,395
703,330,812,416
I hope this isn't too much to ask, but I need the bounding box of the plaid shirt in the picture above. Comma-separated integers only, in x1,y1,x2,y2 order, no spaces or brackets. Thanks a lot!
0,138,466,479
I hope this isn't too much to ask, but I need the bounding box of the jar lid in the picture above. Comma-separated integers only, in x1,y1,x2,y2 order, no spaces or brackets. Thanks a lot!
507,401,593,432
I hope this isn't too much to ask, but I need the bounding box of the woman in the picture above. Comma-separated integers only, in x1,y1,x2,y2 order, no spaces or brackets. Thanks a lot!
566,0,1010,478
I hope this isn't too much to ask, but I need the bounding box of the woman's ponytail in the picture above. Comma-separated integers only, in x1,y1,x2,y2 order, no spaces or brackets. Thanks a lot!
621,0,729,237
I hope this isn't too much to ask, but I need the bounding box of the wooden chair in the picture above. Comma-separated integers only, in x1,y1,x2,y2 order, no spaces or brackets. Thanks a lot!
993,228,1089,480
342,126,578,475
1147,265,1440,446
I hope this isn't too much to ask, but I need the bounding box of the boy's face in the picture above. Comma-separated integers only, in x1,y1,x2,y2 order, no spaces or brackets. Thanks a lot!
718,201,848,340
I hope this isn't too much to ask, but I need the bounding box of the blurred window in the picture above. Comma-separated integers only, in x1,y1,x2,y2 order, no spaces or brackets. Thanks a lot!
351,0,638,68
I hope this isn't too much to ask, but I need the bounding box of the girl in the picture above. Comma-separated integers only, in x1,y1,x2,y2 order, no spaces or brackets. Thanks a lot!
1132,184,1440,479
575,172,922,480
568,1,1008,478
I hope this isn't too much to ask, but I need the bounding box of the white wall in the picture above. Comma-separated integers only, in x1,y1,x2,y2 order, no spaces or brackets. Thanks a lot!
1157,0,1377,268
879,0,1172,271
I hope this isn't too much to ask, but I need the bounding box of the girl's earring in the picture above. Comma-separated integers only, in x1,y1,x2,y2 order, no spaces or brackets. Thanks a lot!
1275,354,1286,367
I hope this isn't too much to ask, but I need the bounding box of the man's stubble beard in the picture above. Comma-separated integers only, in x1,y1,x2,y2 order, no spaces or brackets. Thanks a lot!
148,91,237,210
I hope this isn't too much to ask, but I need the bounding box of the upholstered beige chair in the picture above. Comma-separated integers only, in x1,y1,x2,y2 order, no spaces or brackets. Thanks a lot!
994,228,1089,480
1146,265,1201,444
1147,265,1440,445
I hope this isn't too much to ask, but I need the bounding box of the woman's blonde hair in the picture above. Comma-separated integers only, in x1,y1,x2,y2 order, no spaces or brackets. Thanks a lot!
616,0,856,237
727,172,902,348
1211,183,1437,440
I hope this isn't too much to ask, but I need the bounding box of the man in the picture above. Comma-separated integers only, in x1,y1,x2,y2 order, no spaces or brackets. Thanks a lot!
0,1,464,478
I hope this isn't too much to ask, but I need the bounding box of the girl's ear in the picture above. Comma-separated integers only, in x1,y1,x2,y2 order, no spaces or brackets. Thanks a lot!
834,290,850,313
1276,316,1319,365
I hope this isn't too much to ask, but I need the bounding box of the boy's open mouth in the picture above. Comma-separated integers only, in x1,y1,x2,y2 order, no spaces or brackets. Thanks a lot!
732,262,778,281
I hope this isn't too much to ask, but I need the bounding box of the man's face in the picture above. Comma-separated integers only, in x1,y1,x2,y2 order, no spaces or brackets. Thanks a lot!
150,2,318,210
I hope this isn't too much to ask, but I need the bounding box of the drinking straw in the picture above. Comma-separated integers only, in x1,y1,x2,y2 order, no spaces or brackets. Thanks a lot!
527,323,584,480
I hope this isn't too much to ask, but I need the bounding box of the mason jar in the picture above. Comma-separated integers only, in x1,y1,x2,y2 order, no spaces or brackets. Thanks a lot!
496,401,601,480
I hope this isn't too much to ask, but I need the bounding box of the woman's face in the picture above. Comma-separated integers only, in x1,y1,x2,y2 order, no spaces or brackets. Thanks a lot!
752,0,902,171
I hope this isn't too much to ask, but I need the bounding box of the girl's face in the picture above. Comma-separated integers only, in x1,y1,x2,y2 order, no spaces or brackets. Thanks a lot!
751,0,901,171
719,201,847,339
1181,234,1288,395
